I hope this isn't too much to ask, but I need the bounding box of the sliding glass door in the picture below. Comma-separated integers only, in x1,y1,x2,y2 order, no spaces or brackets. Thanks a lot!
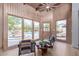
34,21,40,40
24,19,32,40
8,15,22,47
8,15,40,47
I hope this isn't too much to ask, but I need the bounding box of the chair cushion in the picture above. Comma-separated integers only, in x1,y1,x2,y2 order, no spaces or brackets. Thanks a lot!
20,49,31,54
20,53,34,56
21,40,31,42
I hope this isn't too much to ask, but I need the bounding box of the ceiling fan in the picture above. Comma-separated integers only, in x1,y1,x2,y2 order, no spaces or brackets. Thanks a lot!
23,3,61,12
35,3,61,12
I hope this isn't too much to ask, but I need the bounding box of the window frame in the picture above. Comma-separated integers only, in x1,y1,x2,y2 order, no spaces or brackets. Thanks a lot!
7,14,41,48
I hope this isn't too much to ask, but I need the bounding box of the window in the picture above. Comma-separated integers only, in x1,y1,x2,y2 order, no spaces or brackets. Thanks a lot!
24,19,32,40
8,15,40,47
43,23,50,31
34,21,40,40
8,15,22,47
56,20,66,40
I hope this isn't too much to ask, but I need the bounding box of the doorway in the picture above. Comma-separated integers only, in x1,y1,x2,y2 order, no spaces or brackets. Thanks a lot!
34,21,40,40
43,22,51,39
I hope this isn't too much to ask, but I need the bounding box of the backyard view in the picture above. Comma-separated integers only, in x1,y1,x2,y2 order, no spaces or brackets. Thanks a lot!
56,20,66,40
8,15,22,47
8,15,40,47
24,19,32,40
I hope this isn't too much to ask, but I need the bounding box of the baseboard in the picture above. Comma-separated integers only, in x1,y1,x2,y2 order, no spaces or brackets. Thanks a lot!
71,43,79,49
56,39,66,43
8,45,18,50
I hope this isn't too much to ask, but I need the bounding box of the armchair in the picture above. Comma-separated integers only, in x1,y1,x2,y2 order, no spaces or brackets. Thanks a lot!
18,40,36,56
47,36,56,48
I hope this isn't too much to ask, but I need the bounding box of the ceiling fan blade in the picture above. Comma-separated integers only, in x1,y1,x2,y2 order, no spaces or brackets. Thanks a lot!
38,4,43,6
51,5,60,8
23,3,26,5
39,9,45,12
39,8,46,12
42,3,47,5
36,7,40,11
53,3,61,6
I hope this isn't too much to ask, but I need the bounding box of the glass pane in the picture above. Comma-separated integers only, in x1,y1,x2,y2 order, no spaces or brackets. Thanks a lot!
43,23,50,31
34,21,40,40
24,19,32,40
8,15,22,47
56,20,66,40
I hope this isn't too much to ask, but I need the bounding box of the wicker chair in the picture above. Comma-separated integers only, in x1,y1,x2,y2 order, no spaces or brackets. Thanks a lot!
18,40,36,56
46,36,56,48
49,36,55,47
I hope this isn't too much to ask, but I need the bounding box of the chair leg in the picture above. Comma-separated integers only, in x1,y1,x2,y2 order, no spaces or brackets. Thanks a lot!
18,53,20,56
34,49,36,56
34,52,36,56
18,51,20,56
18,48,21,56
52,43,55,48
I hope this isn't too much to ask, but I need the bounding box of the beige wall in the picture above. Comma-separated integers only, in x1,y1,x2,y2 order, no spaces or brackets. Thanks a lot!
3,3,41,50
0,4,3,48
40,11,53,39
52,3,72,44
1,3,72,50
40,11,53,22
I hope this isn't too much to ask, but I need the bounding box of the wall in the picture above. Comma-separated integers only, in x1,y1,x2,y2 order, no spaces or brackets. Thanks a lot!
40,11,53,39
0,4,3,49
72,3,79,48
53,3,72,44
38,4,72,42
1,3,72,50
3,3,41,50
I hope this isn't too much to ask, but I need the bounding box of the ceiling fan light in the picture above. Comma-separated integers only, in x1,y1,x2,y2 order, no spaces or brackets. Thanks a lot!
46,6,50,9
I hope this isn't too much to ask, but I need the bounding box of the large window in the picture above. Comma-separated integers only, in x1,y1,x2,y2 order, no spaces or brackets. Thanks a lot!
56,20,66,40
24,19,32,40
8,15,22,47
8,15,40,47
34,21,40,40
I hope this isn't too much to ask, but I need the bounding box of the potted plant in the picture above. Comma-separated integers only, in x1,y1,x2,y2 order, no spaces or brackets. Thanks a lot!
39,40,46,47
